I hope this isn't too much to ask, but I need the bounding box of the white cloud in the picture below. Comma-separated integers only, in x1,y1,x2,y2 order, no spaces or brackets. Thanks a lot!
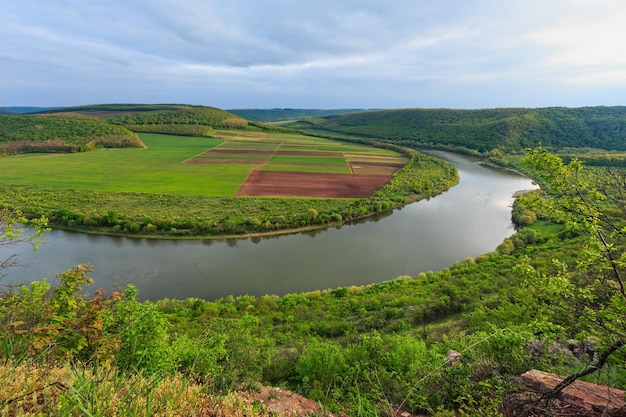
565,71,626,85
527,0,626,78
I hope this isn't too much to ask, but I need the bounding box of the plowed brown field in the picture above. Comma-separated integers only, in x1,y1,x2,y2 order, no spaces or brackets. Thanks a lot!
236,171,393,198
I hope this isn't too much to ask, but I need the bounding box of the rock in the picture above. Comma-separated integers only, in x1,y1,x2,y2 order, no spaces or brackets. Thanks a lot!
521,369,626,417
525,339,578,366
244,385,335,416
444,349,462,366
261,386,325,416
386,406,428,417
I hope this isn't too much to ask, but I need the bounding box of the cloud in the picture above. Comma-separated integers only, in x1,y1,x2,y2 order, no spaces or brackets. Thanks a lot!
527,0,626,82
1,0,625,107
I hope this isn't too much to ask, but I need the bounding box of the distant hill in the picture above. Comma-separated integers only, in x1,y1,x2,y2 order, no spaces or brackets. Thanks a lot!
228,108,366,122
38,103,257,137
288,106,626,153
0,106,59,114
8,104,625,154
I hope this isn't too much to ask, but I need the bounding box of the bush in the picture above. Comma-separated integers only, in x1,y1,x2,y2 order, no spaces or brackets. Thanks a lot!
296,340,347,398
107,285,175,374
172,334,226,379
496,239,515,255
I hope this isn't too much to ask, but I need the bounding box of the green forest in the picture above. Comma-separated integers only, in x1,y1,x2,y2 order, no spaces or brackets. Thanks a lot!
290,106,626,153
1,104,625,416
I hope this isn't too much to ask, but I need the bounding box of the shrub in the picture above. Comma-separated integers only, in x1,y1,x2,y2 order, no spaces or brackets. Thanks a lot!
496,239,515,255
107,285,175,374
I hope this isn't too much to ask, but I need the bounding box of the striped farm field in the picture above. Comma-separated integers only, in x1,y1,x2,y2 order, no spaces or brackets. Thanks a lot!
0,131,407,198
258,164,352,174
268,155,348,165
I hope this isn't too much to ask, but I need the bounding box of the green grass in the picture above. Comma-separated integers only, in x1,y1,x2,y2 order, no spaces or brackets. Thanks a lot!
0,134,255,197
195,155,267,161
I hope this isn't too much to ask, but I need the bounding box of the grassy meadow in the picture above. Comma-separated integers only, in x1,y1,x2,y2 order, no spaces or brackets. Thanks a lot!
0,134,242,196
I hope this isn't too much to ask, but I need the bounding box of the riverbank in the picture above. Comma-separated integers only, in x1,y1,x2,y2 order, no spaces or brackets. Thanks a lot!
3,151,537,301
48,190,441,241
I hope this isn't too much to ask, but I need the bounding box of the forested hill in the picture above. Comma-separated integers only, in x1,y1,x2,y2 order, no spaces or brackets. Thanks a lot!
43,103,257,137
290,106,626,153
0,113,142,154
0,104,262,154
39,103,248,127
0,106,58,114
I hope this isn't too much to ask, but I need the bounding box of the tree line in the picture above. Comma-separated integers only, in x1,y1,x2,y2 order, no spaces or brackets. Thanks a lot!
293,106,626,153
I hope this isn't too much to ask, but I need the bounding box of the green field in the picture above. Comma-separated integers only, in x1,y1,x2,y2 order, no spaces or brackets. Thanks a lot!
0,134,250,196
0,132,402,197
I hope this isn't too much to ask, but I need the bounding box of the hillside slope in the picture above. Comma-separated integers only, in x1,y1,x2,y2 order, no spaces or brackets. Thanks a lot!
0,104,261,155
38,103,254,137
292,106,626,153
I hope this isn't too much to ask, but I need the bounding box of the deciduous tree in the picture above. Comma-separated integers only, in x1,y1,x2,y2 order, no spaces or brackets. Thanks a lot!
0,209,48,280
522,148,626,394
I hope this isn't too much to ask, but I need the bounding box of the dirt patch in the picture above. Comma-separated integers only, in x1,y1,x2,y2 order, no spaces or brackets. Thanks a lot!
242,386,427,417
351,165,400,175
236,171,392,198
243,386,330,416
350,161,405,175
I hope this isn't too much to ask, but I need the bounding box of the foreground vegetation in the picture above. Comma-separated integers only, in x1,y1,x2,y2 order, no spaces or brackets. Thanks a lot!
1,148,625,416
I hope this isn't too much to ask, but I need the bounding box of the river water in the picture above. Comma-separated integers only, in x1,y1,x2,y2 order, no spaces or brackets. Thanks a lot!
1,151,538,301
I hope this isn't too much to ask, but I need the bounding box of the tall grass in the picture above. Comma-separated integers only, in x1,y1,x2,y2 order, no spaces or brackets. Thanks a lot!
0,361,285,417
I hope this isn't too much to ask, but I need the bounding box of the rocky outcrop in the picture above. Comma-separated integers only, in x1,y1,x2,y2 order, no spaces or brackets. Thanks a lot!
245,386,329,416
521,369,626,416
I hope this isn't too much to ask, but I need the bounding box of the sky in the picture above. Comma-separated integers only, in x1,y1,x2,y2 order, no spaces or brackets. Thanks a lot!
2,0,626,109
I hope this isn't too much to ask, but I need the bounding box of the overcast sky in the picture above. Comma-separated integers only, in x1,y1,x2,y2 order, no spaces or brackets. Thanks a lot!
2,0,625,109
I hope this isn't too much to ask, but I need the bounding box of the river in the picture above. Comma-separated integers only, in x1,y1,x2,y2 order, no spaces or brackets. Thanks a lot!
1,151,538,300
